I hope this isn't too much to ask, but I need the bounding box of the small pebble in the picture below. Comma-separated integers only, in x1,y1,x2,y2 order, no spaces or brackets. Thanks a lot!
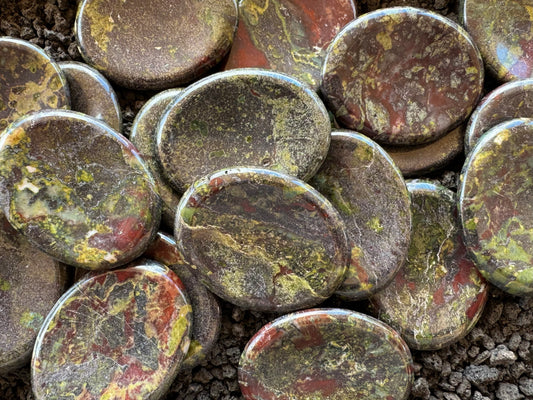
490,345,517,366
464,365,500,385
496,382,524,400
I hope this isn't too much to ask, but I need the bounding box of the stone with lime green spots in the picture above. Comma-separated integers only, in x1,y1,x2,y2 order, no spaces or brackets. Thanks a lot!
0,37,70,132
321,7,484,145
372,181,489,350
31,263,192,400
143,231,221,369
0,109,161,270
310,131,411,300
157,69,331,193
175,167,349,313
75,0,238,90
239,308,413,400
459,118,533,296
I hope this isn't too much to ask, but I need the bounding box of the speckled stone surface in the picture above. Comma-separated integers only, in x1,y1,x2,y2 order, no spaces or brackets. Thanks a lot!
465,79,533,153
372,181,488,350
239,308,413,400
130,89,183,229
310,131,411,300
0,37,70,132
321,7,484,145
59,61,121,132
143,231,221,370
461,0,533,82
157,69,331,193
75,0,238,90
31,263,192,400
0,109,161,270
222,0,356,90
175,167,349,313
459,118,533,296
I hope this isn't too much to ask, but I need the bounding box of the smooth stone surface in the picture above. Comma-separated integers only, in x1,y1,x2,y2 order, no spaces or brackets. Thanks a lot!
239,308,413,400
175,167,349,313
0,213,68,374
223,0,356,90
75,0,238,90
310,131,411,300
143,231,221,369
321,7,484,145
0,110,161,270
372,181,488,350
157,69,331,193
459,119,533,296
59,61,122,132
461,0,533,81
130,88,183,229
0,37,70,132
32,263,192,400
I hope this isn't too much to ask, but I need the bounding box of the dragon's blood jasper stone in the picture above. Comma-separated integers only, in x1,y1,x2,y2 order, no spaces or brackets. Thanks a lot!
310,131,411,300
222,0,356,90
175,167,349,313
239,308,413,400
0,109,161,270
0,37,70,132
465,79,533,153
459,119,533,296
372,181,489,350
32,263,192,400
75,0,238,90
321,7,484,146
143,231,221,369
157,69,331,193
59,61,122,132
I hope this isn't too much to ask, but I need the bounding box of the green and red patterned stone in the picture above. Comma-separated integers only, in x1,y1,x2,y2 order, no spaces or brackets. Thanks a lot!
239,308,413,400
32,263,192,400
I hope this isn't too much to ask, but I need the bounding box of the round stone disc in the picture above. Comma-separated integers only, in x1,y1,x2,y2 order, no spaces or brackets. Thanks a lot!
0,37,70,132
31,263,192,400
321,7,484,146
75,0,238,90
239,308,413,400
175,167,349,313
310,131,411,300
143,231,221,369
372,181,489,350
0,109,161,270
157,69,331,193
222,0,356,90
59,61,122,132
459,118,533,296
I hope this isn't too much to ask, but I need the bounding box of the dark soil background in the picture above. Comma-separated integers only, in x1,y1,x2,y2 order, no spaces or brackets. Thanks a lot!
0,0,532,399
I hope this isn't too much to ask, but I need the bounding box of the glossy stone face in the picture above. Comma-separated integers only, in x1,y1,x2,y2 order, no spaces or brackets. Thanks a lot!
321,7,484,145
310,131,411,300
75,0,238,90
459,119,533,296
157,69,331,193
175,167,349,313
372,181,488,350
239,308,413,400
31,264,192,400
223,0,356,90
0,110,161,270
0,37,70,132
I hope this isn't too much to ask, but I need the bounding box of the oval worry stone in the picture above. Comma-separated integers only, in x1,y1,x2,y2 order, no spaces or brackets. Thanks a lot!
321,7,484,145
157,69,331,193
75,0,238,90
459,118,533,296
372,181,488,350
310,131,411,300
239,308,413,400
0,110,161,270
32,264,192,400
175,167,349,313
